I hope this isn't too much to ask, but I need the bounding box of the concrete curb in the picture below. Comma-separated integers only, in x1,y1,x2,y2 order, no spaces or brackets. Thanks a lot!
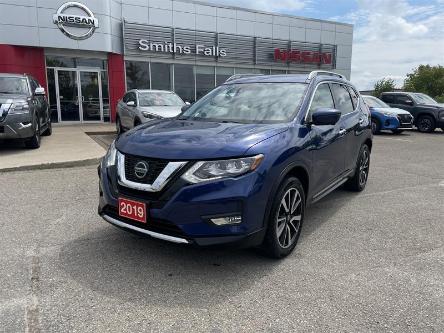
0,158,101,173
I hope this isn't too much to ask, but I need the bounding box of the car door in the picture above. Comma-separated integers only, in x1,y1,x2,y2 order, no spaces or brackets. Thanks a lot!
119,92,132,129
308,83,346,195
28,78,42,129
394,94,417,118
330,83,358,175
126,92,138,128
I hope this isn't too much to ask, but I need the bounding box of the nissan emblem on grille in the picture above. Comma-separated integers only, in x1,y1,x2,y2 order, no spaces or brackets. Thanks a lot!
134,161,149,179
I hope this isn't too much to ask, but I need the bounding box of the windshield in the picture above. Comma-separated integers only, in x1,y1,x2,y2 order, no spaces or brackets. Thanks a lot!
180,83,307,123
411,93,437,105
138,92,184,107
363,96,390,108
0,77,29,95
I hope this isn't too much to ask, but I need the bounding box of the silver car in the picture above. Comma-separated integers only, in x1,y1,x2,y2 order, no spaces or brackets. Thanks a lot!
116,89,186,134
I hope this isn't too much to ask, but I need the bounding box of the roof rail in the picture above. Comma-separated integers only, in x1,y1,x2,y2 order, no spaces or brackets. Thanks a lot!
307,71,345,80
225,74,264,83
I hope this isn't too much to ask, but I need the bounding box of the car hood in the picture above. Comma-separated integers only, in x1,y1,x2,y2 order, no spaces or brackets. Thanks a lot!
371,107,412,115
138,106,183,118
116,119,289,160
0,93,28,104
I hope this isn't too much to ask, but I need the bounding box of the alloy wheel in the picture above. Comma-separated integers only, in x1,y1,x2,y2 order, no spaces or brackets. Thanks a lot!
418,118,432,132
359,149,370,187
276,188,302,248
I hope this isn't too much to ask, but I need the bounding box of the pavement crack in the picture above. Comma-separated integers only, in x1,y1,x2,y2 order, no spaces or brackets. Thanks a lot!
25,249,41,333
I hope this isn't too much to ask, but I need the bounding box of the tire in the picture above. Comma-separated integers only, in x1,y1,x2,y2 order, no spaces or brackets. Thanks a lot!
391,129,403,134
42,117,52,136
116,117,124,135
261,177,305,259
345,144,370,192
371,118,380,134
416,115,435,133
25,119,41,149
441,127,444,132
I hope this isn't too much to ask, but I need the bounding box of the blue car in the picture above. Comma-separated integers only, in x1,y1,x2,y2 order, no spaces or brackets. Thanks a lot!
362,95,413,134
98,71,373,258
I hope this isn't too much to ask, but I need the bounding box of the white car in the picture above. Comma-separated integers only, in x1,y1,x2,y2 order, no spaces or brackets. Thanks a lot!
116,89,186,134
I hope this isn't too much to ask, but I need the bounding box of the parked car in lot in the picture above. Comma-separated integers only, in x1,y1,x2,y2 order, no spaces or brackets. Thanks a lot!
362,95,413,134
116,90,186,134
380,92,444,133
99,71,373,258
0,73,51,148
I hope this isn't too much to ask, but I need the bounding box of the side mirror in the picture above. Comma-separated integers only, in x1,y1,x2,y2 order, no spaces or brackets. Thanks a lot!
185,101,191,106
311,108,342,126
35,87,45,95
181,104,191,112
127,101,135,107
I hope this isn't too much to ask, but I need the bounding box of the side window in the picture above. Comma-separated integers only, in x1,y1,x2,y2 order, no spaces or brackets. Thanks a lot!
331,84,354,115
348,86,359,109
29,79,38,94
129,92,137,105
396,95,413,106
122,93,130,103
381,94,394,103
309,84,335,116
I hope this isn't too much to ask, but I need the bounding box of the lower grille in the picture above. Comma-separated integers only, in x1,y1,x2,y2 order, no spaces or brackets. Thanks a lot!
398,114,413,125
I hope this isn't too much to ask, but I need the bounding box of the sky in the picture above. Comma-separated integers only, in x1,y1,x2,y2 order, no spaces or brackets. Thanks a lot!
202,0,444,90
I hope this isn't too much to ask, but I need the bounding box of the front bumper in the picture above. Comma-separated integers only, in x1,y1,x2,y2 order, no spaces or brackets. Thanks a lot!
380,115,413,130
0,114,34,139
98,161,269,247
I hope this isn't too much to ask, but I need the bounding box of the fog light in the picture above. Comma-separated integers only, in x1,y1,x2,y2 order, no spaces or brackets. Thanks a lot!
210,216,242,226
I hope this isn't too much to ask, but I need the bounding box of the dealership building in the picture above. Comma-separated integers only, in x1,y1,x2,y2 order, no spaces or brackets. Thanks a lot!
0,0,353,123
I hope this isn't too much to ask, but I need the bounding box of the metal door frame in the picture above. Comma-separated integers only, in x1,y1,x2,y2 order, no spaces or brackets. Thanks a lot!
54,67,104,123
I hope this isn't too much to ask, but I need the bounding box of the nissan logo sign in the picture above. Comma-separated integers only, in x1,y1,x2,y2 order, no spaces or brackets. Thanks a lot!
134,161,149,179
53,2,99,40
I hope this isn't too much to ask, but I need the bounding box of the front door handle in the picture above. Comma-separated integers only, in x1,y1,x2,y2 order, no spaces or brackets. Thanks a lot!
339,128,347,136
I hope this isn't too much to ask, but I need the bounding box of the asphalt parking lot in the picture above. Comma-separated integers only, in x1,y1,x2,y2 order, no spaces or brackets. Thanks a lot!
1,130,443,332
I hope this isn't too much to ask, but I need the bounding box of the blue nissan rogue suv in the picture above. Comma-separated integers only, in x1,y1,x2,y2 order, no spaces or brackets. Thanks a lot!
98,71,373,258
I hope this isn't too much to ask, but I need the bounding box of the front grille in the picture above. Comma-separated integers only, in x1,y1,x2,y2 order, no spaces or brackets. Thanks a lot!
398,114,413,124
102,205,187,238
124,154,169,184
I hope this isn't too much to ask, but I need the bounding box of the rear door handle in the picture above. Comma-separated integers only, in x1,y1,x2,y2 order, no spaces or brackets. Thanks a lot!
339,129,347,136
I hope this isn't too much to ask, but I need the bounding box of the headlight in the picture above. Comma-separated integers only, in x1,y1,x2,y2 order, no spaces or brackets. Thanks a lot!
9,101,29,114
142,111,162,119
103,140,117,167
182,155,264,184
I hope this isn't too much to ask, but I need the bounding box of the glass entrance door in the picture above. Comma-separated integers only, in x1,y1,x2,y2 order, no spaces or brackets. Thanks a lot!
80,71,102,122
57,70,80,122
55,69,104,122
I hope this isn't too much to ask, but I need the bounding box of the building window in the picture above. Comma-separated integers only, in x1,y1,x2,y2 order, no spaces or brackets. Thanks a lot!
46,56,106,70
216,67,234,86
125,61,150,90
271,69,287,75
46,68,58,123
196,66,215,101
174,64,195,103
151,63,172,91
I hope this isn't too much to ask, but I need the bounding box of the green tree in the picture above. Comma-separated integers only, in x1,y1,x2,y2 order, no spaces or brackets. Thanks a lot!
404,65,444,102
373,78,396,97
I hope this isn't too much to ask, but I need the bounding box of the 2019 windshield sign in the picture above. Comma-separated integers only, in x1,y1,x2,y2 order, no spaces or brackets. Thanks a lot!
53,2,99,40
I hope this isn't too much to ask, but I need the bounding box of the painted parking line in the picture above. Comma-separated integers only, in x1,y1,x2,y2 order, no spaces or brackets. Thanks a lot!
375,137,413,143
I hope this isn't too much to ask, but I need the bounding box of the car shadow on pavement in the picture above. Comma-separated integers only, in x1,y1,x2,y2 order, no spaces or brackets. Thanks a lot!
58,189,358,308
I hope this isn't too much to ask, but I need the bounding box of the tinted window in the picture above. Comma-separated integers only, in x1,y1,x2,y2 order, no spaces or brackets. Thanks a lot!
128,92,137,104
122,93,130,103
331,84,354,115
381,94,395,103
151,63,171,91
29,79,38,93
363,96,390,108
196,66,215,100
180,83,307,123
309,84,335,114
348,87,359,109
125,61,150,90
174,64,195,103
396,95,413,105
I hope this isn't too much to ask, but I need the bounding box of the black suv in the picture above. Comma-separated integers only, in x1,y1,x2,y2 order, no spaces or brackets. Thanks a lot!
0,73,52,148
380,92,444,133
